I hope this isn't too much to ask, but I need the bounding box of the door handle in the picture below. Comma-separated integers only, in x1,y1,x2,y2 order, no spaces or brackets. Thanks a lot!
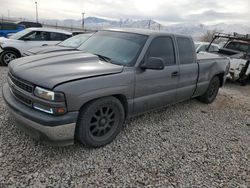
171,71,179,77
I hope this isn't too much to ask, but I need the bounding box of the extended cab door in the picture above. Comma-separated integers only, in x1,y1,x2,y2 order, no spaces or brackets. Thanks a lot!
175,37,198,102
134,36,179,114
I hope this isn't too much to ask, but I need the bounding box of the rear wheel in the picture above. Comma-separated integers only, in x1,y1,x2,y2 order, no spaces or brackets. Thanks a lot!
0,50,19,66
76,97,125,147
198,76,220,104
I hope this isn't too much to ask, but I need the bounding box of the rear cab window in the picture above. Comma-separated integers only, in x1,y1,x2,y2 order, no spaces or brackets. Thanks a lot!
176,37,195,64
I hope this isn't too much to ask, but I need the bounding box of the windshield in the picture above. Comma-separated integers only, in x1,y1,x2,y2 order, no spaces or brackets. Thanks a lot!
78,31,148,65
58,34,92,48
194,43,200,50
9,29,31,40
225,41,250,53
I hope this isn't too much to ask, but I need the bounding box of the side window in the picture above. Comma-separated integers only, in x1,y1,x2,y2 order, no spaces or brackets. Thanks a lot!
62,34,70,40
50,32,64,41
226,42,237,50
177,37,194,64
147,37,175,66
23,31,50,41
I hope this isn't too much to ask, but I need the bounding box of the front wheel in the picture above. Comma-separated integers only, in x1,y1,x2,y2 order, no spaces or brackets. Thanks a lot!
76,97,125,147
0,50,19,66
198,76,220,104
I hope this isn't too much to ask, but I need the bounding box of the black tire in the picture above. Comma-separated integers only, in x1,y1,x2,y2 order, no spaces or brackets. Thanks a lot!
198,76,220,104
0,50,19,66
76,97,125,147
0,52,3,66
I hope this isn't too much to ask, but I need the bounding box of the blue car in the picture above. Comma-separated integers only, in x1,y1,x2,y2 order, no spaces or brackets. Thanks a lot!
0,22,25,38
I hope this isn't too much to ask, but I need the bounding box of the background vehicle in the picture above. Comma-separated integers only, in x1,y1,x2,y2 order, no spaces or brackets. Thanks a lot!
208,32,250,84
23,33,93,56
0,27,72,65
72,31,95,36
0,22,25,38
16,21,42,28
3,29,229,147
195,42,219,53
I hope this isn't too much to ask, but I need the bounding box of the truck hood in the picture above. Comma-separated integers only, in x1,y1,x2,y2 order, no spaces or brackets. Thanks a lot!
26,45,75,55
9,51,124,89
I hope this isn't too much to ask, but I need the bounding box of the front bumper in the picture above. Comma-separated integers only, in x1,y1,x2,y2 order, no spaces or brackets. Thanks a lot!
3,83,79,146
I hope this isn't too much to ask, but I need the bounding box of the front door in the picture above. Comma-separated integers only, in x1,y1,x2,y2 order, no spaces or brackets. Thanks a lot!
134,36,179,114
21,31,59,53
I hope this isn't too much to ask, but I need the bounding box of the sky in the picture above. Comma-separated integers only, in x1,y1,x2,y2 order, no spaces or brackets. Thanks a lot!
0,0,250,25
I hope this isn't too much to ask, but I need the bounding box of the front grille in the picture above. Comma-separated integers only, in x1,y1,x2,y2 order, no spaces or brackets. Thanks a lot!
9,73,34,93
8,73,34,107
10,87,32,106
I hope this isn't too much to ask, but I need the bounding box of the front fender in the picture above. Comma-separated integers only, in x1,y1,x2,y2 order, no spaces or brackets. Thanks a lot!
54,69,135,112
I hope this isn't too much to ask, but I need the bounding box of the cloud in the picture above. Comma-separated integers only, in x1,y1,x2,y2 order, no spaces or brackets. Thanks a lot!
0,0,249,24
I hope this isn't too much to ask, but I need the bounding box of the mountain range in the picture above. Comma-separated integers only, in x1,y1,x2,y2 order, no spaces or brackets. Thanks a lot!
40,16,250,38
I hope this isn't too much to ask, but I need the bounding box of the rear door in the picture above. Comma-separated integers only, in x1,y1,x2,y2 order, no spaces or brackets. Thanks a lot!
134,36,179,114
175,37,198,102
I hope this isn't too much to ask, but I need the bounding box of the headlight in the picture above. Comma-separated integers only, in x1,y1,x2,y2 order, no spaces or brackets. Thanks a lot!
33,86,67,115
0,42,4,48
34,86,65,102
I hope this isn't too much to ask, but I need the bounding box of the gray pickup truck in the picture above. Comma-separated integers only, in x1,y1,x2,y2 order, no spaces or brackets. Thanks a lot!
3,29,230,147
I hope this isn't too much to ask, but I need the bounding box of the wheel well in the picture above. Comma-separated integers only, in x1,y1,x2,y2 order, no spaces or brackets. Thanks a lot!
216,73,225,87
79,94,128,118
3,47,21,57
112,94,128,118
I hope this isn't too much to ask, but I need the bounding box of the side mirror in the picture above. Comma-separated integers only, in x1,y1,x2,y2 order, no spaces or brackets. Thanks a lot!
141,57,165,70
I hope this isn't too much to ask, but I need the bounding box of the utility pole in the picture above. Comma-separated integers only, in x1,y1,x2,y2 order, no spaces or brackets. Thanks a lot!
158,24,161,30
82,12,85,31
35,1,38,23
148,19,151,30
119,18,122,28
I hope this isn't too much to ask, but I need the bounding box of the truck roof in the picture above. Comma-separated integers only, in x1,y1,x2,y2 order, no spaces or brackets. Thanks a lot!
103,28,191,38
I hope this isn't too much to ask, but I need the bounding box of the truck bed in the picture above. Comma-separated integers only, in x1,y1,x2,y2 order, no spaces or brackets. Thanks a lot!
194,52,229,97
197,52,227,61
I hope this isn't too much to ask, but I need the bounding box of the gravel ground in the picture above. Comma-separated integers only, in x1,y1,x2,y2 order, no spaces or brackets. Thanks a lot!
0,66,249,187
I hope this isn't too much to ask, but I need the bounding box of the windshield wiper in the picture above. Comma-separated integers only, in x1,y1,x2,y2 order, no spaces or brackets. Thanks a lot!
94,53,112,63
